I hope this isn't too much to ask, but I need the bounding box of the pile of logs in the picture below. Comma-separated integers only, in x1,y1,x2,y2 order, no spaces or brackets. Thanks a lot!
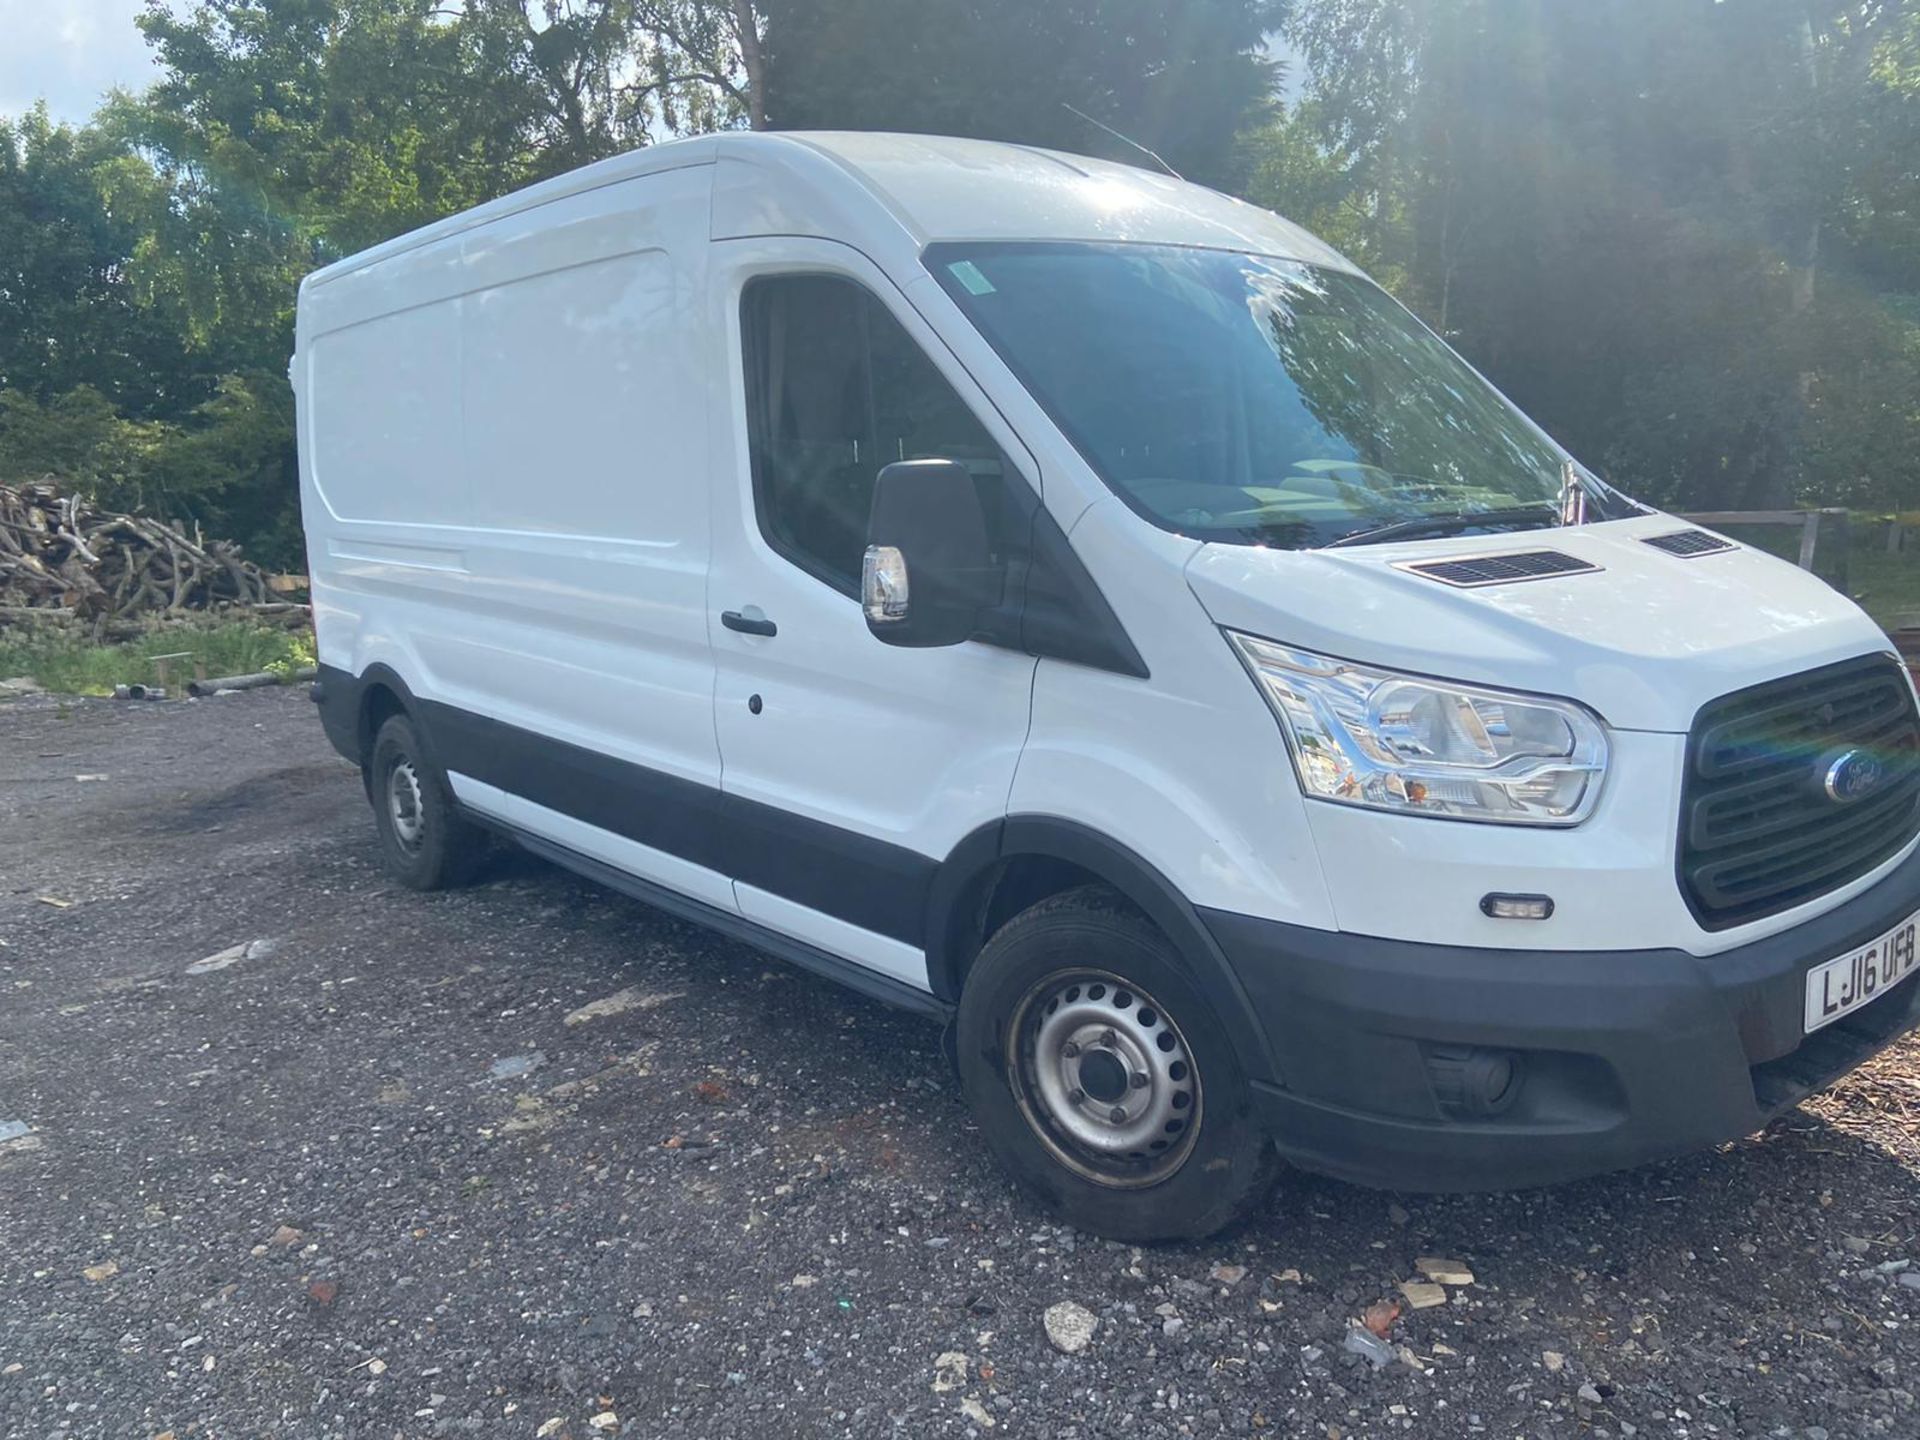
0,482,297,629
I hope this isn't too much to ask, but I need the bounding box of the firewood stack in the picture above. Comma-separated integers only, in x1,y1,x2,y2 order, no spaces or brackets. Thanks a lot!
0,482,291,628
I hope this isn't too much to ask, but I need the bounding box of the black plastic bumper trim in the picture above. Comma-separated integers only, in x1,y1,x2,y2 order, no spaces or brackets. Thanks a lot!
1203,843,1920,1192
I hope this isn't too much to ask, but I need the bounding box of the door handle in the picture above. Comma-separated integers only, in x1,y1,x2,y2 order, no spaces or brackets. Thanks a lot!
721,609,777,637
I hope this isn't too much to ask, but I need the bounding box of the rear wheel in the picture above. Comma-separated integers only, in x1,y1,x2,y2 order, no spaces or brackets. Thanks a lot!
368,714,487,889
956,886,1277,1241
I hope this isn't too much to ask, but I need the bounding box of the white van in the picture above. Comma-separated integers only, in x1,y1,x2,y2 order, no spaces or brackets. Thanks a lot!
296,131,1920,1240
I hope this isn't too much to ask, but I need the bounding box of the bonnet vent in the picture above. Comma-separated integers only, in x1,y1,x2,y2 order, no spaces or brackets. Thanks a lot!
1399,550,1601,589
1642,529,1736,558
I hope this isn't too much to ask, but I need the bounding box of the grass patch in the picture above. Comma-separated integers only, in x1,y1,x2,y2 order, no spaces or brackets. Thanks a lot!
0,620,315,696
1849,539,1920,632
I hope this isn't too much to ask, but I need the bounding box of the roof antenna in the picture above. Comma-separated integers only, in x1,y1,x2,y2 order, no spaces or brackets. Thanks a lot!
1060,102,1183,180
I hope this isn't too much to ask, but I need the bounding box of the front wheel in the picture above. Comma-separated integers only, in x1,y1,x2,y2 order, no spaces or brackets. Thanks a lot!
955,886,1278,1242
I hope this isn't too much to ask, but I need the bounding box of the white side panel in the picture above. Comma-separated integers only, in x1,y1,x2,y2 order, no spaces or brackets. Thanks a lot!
309,299,467,527
734,884,929,989
452,773,736,914
300,164,723,814
464,248,678,539
1011,498,1338,931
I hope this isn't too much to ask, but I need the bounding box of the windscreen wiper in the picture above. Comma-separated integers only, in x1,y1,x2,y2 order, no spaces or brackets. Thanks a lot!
1321,503,1560,550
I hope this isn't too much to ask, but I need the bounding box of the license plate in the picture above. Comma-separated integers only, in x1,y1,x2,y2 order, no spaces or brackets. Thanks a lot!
1804,909,1920,1033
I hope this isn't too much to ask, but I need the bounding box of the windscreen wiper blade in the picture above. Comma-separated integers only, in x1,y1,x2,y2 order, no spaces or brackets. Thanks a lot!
1321,503,1560,550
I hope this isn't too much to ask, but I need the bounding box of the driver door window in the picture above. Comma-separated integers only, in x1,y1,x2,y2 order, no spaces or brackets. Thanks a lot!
741,274,1006,594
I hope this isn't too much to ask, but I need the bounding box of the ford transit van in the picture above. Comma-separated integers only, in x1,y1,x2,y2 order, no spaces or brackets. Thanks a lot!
297,132,1920,1240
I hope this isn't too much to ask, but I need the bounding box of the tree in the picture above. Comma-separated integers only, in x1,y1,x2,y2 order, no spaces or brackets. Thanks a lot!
0,1,777,563
136,0,575,255
1236,105,1403,284
0,104,307,552
759,0,1282,185
633,0,768,130
0,108,198,413
1268,0,1920,514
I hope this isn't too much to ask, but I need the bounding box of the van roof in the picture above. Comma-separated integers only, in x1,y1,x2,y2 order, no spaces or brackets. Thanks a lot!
302,131,1352,291
773,131,1352,267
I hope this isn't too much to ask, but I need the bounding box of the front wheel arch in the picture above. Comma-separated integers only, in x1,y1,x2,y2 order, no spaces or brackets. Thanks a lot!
927,816,1283,1090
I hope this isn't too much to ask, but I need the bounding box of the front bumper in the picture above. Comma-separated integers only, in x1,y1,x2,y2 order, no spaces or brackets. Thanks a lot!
1201,844,1920,1191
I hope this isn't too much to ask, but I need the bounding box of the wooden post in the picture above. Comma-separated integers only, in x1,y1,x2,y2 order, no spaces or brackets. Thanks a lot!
1798,510,1821,571
1829,509,1851,594
150,651,194,689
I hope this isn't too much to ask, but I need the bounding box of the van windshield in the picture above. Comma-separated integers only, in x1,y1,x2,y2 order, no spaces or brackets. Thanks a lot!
927,241,1627,550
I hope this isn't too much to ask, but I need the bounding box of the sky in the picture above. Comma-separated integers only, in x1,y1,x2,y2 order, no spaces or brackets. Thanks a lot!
0,0,166,125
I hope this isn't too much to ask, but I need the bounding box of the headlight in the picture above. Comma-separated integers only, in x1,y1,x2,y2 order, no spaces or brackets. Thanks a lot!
1227,633,1609,825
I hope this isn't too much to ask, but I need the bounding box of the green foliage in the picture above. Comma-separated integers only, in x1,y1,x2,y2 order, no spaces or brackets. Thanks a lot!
760,0,1282,185
0,621,315,697
139,0,621,256
0,100,308,562
1848,527,1920,630
0,108,198,411
0,0,1279,567
1264,0,1920,514
1236,106,1403,284
4,0,1918,562
0,388,164,502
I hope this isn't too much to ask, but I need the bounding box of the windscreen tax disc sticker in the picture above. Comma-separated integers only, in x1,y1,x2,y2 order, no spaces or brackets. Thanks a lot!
947,260,996,295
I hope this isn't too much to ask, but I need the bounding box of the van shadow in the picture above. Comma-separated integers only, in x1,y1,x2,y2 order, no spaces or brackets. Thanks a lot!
485,841,1920,1294
478,838,955,1071
1270,1103,1920,1253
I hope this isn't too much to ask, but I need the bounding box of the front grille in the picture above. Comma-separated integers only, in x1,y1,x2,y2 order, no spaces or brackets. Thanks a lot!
1679,654,1920,929
1643,528,1736,558
1400,550,1600,588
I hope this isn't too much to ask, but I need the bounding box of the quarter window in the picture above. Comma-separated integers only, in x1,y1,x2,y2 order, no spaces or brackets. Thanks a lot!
741,274,1007,593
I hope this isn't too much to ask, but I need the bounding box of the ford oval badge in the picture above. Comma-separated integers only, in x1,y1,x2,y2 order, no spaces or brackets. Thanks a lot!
1823,748,1886,805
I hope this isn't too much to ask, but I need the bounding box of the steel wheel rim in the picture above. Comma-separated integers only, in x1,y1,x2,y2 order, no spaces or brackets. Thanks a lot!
387,758,426,852
1007,968,1203,1189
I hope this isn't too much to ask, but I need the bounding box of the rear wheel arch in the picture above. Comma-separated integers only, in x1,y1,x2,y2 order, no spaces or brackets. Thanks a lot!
348,665,444,777
357,677,408,769
928,816,1282,1088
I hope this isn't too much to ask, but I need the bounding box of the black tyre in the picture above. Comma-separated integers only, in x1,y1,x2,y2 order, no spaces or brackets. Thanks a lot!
367,714,487,890
955,885,1278,1242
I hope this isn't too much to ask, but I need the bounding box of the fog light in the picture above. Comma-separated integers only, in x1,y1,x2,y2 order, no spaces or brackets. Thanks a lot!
1427,1045,1522,1118
1480,892,1554,920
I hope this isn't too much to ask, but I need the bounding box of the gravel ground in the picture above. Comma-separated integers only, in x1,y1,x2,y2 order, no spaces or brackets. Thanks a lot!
3,687,1919,1440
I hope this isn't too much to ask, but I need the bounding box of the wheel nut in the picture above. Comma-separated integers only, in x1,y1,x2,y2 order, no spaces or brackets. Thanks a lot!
1130,1072,1149,1089
1108,1105,1128,1123
1102,1029,1118,1048
1062,1040,1080,1058
1067,1088,1086,1105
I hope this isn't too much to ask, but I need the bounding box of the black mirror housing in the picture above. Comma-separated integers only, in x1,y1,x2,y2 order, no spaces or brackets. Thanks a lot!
864,458,1001,647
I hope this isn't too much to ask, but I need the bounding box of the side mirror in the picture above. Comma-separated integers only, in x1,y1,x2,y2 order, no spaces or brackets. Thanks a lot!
863,458,1001,647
